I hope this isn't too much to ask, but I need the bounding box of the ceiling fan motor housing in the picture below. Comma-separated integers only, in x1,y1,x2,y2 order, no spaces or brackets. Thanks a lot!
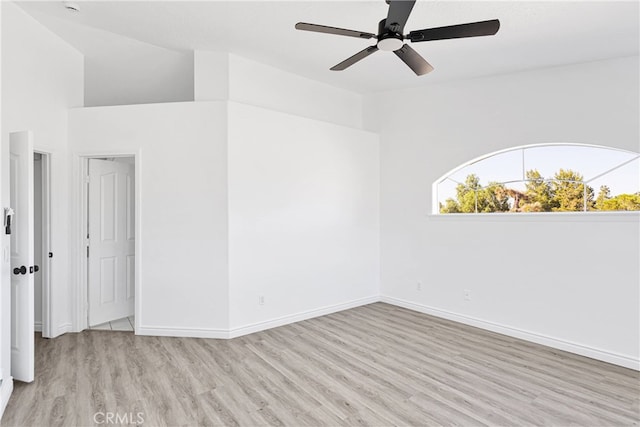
377,19,404,51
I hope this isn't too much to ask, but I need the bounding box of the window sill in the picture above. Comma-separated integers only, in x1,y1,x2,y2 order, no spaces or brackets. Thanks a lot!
427,211,640,223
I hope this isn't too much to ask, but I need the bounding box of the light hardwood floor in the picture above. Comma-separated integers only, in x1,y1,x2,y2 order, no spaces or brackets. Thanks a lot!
2,303,639,426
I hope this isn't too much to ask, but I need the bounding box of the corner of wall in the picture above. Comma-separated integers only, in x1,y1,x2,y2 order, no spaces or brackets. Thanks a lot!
194,51,230,101
228,296,380,339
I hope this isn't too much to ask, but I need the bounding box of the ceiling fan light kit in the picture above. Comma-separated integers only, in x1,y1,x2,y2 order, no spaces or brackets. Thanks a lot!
376,19,404,51
295,0,500,76
63,1,80,12
377,36,403,52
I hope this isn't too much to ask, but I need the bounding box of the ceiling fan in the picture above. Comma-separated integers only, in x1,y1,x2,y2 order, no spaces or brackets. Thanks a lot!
295,0,500,76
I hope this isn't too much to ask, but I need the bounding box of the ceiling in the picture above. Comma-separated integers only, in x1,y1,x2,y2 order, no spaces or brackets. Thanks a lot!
17,1,640,94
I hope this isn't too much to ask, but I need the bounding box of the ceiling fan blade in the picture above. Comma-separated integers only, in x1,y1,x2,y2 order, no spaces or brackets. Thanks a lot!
330,46,379,71
408,19,500,42
385,0,416,33
394,44,434,76
295,22,375,39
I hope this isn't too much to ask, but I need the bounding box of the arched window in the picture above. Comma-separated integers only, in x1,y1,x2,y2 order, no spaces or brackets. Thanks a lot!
433,144,640,214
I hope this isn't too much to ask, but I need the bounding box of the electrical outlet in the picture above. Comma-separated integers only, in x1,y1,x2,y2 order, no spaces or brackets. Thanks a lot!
416,281,422,291
464,289,471,301
258,295,265,305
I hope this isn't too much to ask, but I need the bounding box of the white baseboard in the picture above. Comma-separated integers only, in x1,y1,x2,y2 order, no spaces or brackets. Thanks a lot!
136,296,379,340
228,295,380,338
34,321,42,333
136,326,229,339
0,376,14,422
55,293,638,371
381,296,640,371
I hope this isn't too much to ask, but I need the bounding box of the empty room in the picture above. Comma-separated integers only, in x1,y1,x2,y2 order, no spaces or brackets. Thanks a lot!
1,0,639,426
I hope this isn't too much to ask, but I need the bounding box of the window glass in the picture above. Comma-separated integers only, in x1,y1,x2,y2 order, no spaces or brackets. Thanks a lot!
436,144,640,214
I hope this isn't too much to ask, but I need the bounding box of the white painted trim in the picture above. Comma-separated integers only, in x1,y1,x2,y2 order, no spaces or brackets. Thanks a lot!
136,326,229,339
34,321,42,333
428,211,640,222
228,295,380,338
135,296,380,340
133,153,142,334
54,322,73,338
120,294,640,370
71,154,85,332
0,377,14,420
381,295,640,371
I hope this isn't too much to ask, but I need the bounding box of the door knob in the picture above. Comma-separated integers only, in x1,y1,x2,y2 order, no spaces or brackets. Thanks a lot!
13,266,27,275
34,265,40,272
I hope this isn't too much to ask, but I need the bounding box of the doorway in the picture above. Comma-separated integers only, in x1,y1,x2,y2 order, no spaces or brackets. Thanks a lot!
83,156,136,332
33,152,52,338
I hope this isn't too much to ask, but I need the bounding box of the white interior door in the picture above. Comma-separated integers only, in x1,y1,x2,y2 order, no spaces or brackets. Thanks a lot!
88,159,135,326
10,131,35,383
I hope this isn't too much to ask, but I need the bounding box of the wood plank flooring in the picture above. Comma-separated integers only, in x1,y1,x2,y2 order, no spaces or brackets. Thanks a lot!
2,303,639,426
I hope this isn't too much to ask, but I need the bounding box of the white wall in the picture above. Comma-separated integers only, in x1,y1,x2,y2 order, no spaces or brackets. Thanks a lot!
84,42,194,107
22,12,195,108
69,102,229,335
364,56,640,368
1,3,83,405
194,52,364,129
194,51,229,102
227,102,380,333
69,100,379,338
229,55,363,129
193,52,378,335
67,45,372,340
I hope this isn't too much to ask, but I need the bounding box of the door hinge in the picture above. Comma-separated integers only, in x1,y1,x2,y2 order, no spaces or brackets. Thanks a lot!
86,245,89,258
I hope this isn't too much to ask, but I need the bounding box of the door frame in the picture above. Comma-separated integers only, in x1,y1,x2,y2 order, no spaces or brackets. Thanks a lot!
34,150,53,338
74,151,141,332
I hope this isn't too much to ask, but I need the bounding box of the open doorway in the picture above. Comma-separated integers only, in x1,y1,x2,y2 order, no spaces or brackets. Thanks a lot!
83,156,136,332
33,152,52,338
